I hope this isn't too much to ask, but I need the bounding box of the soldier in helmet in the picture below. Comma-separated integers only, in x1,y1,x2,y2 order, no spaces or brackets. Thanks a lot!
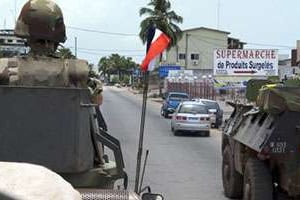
15,0,66,56
0,0,102,106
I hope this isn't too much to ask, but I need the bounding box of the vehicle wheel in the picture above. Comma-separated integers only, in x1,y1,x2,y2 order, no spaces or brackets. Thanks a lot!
222,146,243,198
215,123,219,129
243,158,273,200
174,130,180,136
163,111,169,118
160,108,164,116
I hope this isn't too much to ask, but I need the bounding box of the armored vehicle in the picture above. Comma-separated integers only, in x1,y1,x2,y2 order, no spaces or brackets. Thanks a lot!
222,79,300,199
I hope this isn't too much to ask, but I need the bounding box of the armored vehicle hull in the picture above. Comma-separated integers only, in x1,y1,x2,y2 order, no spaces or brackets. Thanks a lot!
222,102,300,199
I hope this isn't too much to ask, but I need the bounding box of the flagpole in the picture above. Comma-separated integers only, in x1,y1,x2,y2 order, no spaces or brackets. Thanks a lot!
134,70,149,193
134,25,156,194
134,26,170,193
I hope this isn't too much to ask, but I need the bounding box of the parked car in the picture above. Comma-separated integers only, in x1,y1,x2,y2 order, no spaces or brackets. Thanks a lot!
161,92,189,118
192,98,223,128
171,101,211,136
114,83,121,88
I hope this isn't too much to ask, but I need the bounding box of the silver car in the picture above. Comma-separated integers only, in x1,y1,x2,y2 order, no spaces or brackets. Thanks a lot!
192,98,223,128
171,101,211,136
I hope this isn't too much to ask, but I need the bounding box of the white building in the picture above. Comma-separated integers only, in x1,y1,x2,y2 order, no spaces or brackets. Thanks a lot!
165,27,245,76
0,29,28,57
278,54,300,80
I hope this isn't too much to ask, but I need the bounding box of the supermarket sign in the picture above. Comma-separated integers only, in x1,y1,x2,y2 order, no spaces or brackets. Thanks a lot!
213,49,278,76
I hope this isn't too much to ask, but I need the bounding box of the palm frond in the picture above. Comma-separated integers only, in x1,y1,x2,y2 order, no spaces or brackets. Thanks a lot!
164,1,171,11
167,11,183,23
138,0,183,47
139,7,155,16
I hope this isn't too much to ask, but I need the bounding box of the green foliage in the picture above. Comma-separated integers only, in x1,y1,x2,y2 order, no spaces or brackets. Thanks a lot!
98,53,138,81
86,63,99,79
284,79,300,87
267,76,280,82
56,47,75,59
246,79,271,102
139,0,183,48
111,76,119,83
121,75,130,84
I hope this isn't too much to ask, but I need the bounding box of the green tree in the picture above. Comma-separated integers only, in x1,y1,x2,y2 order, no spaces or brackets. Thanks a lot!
56,47,75,59
98,54,138,82
88,64,99,78
139,0,183,48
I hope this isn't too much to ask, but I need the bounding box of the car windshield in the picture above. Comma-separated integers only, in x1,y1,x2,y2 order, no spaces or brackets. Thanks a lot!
169,94,189,100
202,101,219,110
178,104,208,114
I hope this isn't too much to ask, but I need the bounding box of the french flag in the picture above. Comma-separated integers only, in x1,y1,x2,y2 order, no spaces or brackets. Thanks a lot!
140,28,171,71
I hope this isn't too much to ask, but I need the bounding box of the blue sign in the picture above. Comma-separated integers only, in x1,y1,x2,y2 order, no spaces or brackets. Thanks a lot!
159,65,181,78
133,68,142,78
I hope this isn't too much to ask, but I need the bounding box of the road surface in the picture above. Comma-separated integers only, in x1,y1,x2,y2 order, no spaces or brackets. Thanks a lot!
101,86,229,200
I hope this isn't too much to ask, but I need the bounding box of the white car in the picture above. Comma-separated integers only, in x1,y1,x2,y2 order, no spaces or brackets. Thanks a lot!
192,98,223,128
171,101,211,136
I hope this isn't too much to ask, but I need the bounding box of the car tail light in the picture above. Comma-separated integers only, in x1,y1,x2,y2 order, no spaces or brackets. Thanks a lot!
200,117,205,121
176,116,187,121
206,117,210,121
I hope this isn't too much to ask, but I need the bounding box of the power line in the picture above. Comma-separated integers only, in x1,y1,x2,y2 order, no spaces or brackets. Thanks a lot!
75,47,144,52
67,26,139,37
78,50,144,57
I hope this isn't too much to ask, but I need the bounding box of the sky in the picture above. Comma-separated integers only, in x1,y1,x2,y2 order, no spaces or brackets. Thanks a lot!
1,0,300,65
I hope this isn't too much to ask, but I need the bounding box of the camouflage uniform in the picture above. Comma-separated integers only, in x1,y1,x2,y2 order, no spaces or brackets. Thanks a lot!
0,0,102,105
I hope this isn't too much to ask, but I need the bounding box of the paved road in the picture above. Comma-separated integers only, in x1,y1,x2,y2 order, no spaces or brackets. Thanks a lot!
101,86,230,200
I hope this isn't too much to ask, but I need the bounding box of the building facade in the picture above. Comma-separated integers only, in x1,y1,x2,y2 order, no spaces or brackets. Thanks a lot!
0,29,28,57
165,27,229,75
165,27,245,76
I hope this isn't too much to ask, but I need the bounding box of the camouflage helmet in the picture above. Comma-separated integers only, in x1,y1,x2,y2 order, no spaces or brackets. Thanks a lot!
14,0,66,43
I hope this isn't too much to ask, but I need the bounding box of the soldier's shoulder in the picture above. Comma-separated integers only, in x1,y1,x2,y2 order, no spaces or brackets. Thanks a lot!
65,58,88,65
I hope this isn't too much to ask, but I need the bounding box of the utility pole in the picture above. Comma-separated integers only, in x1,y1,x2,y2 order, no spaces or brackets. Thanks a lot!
185,33,189,69
14,0,17,24
176,45,179,63
75,37,78,58
217,0,221,29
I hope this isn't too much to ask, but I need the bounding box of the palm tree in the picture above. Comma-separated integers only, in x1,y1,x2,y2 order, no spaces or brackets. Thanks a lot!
139,0,183,48
56,47,75,59
98,57,114,81
98,54,138,82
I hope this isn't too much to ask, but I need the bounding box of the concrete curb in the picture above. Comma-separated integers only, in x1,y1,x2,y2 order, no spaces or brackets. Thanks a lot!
151,99,163,103
128,88,163,103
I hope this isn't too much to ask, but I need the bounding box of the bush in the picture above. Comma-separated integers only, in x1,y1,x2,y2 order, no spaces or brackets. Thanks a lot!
121,76,130,84
111,76,119,83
